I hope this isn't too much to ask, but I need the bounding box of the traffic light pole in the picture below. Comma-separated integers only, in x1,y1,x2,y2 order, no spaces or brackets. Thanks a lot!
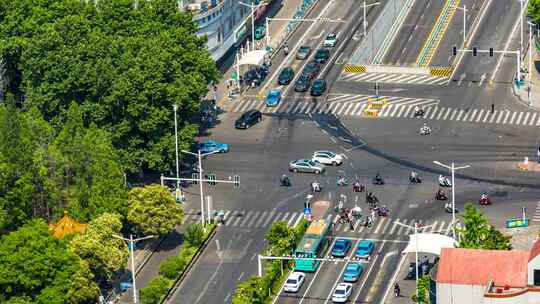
160,173,240,227
454,47,521,82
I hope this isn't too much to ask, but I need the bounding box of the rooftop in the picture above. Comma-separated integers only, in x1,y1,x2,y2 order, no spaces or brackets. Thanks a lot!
436,248,529,288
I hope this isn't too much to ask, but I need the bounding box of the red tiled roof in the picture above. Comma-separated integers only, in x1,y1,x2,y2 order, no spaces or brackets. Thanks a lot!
529,239,540,262
436,248,529,288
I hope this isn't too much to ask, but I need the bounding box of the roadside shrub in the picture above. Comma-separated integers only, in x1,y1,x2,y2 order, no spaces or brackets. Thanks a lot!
184,223,205,246
139,276,171,304
159,256,186,280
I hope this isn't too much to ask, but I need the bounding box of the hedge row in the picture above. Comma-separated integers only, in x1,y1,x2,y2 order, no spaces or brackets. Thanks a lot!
138,223,215,304
232,219,310,304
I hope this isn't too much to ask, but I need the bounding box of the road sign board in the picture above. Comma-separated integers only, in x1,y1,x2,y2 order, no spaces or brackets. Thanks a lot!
231,71,238,81
505,218,529,228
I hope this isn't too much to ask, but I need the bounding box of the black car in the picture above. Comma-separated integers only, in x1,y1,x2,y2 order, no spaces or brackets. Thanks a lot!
294,75,312,92
302,62,320,79
314,48,330,63
243,67,267,86
278,67,294,85
235,109,262,129
310,79,327,96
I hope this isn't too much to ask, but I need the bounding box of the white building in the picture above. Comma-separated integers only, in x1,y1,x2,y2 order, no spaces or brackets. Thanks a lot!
435,239,540,303
185,0,267,62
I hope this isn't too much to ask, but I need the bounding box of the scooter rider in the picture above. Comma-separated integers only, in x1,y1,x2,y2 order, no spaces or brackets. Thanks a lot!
436,188,447,200
420,122,431,135
410,170,420,183
283,42,289,55
337,175,347,186
311,180,321,192
414,106,424,117
281,174,290,186
394,283,401,297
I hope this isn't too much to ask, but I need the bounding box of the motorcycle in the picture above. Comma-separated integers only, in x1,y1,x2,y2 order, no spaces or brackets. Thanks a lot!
435,190,448,201
311,182,321,192
438,175,452,187
413,108,425,118
337,177,349,187
352,182,365,192
409,174,421,184
215,210,226,225
372,176,385,185
280,177,291,187
366,192,379,206
479,194,492,205
419,126,431,135
334,201,344,213
351,206,362,220
373,205,389,217
444,204,459,213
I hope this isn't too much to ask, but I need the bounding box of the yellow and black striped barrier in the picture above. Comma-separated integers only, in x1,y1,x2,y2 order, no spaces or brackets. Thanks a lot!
343,64,367,73
363,107,379,117
429,66,453,77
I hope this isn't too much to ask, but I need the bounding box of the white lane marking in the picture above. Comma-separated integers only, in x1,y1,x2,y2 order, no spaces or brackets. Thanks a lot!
442,108,452,120
254,211,268,227
298,239,337,304
389,219,399,234
246,211,261,227
522,112,530,125
374,218,386,234
502,111,511,124
468,109,478,121
380,252,408,304
508,111,517,124
262,210,277,227
515,112,524,125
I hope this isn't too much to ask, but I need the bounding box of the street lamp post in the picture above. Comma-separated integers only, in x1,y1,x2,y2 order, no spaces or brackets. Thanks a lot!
520,0,525,53
452,5,468,47
528,21,535,106
363,1,380,38
112,234,155,304
433,161,470,239
173,105,180,196
394,221,434,301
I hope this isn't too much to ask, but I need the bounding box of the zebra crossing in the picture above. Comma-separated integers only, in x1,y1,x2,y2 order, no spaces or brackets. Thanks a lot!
185,209,454,237
533,202,540,222
232,94,540,127
330,215,454,236
231,94,439,116
339,72,450,85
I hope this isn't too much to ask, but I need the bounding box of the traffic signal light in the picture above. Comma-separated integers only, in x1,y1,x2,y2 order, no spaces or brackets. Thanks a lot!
192,173,199,185
472,47,477,56
489,48,494,57
452,46,457,56
233,175,240,189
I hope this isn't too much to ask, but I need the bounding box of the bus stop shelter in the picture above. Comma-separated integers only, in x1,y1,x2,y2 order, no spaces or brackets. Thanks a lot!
403,233,457,256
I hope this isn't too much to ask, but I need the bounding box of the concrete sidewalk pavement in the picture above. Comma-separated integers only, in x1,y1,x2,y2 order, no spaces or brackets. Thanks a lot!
513,42,540,110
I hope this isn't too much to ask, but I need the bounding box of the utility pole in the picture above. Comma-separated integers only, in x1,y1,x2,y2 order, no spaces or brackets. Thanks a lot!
173,105,180,197
161,154,240,226
433,161,470,239
520,0,525,54
528,21,535,106
452,5,468,47
238,1,268,47
362,1,380,38
112,234,155,304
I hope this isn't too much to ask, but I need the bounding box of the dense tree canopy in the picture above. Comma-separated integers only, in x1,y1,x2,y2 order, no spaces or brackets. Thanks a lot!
69,213,129,284
0,99,128,231
0,0,219,173
127,184,184,235
529,0,540,23
0,220,79,303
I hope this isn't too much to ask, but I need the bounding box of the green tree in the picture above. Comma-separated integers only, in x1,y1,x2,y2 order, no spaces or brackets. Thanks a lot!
411,275,430,303
159,256,186,280
66,259,100,304
232,276,266,304
184,223,204,247
0,220,78,303
139,275,171,304
265,221,295,255
457,203,512,250
529,0,540,23
127,184,183,235
69,213,129,283
0,0,220,173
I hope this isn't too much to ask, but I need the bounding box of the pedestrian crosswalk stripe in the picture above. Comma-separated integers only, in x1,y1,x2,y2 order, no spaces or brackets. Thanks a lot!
246,211,260,227
339,72,450,85
293,215,304,227
288,213,298,226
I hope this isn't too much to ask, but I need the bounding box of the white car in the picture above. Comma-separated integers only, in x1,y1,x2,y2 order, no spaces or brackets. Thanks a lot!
323,33,337,47
312,151,343,166
284,272,305,293
332,283,353,303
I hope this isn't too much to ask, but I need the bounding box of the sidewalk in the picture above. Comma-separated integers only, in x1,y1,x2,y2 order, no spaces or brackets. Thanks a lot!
513,42,540,110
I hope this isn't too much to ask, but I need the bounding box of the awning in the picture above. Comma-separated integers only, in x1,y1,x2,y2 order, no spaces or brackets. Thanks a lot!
238,50,268,66
402,233,457,256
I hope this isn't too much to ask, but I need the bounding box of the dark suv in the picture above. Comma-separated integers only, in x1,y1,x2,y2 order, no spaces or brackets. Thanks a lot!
234,109,262,129
302,62,321,79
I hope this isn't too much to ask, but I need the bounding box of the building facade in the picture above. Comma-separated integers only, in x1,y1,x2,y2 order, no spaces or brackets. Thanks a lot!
185,0,266,62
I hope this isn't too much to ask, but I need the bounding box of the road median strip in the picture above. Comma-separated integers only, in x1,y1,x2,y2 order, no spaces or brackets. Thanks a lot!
416,0,460,67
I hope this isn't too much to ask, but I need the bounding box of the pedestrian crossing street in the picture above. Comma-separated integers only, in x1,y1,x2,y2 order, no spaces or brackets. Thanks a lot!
339,72,450,85
185,209,454,237
232,94,439,115
232,94,540,127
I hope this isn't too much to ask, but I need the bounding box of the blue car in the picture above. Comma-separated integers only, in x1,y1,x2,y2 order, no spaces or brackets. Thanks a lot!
265,89,281,106
355,240,375,259
196,140,229,154
343,263,364,282
331,239,352,257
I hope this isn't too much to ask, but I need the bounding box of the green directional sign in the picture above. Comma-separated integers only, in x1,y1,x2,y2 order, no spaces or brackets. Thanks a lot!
231,71,238,81
505,218,529,228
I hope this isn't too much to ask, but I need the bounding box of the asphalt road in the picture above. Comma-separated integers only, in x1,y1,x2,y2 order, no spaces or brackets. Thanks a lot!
167,1,540,303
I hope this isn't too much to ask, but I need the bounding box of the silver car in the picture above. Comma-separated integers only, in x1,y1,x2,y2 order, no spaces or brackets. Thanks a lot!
289,159,325,174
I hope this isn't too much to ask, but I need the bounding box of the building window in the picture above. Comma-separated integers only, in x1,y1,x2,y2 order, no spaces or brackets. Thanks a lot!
535,270,540,285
